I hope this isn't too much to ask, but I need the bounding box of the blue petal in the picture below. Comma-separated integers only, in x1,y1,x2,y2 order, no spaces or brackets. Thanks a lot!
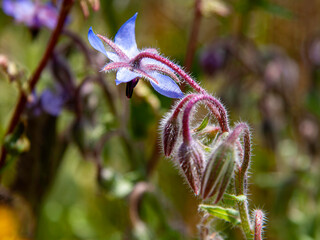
115,69,141,85
114,13,139,58
106,51,120,62
149,72,184,98
88,27,107,56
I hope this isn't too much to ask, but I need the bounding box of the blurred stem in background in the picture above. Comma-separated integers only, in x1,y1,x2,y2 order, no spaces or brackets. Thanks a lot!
184,0,202,73
0,0,75,172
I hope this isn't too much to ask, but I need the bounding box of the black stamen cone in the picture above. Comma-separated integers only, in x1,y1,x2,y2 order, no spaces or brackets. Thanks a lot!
126,78,140,98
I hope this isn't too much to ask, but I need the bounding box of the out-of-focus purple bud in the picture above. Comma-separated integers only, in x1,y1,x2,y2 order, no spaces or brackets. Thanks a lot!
200,142,235,202
178,142,204,195
200,40,229,76
2,0,59,30
162,116,180,157
40,89,65,116
27,88,66,116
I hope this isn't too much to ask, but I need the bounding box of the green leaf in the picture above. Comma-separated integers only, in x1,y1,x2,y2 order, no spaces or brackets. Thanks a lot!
223,193,247,202
199,204,240,225
193,114,210,133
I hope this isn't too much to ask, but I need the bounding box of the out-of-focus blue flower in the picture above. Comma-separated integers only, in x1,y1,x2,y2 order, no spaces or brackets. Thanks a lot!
88,13,184,99
28,89,65,116
2,0,59,29
40,89,65,116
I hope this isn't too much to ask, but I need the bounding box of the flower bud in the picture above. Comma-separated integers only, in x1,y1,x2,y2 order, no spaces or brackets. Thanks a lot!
213,157,235,204
162,116,180,157
178,141,204,195
254,210,265,240
200,40,229,76
200,142,236,202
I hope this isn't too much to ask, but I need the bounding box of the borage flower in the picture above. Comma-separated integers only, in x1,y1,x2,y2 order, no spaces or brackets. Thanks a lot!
2,0,59,30
88,13,184,98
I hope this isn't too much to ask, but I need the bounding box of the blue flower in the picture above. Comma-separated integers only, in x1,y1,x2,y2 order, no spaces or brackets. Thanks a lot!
88,13,184,99
2,0,59,29
27,88,66,116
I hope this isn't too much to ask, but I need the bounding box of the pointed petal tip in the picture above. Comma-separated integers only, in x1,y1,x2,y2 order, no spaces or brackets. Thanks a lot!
115,79,122,85
169,92,184,99
114,12,139,57
88,27,107,56
130,12,138,24
88,26,94,38
88,26,94,36
175,92,185,99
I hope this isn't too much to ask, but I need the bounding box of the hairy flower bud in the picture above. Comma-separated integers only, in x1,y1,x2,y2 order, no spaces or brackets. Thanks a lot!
200,142,236,202
178,141,204,195
162,116,180,157
254,210,265,240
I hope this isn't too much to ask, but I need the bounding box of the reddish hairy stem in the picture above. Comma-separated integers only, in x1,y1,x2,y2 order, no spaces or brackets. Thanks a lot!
131,53,227,129
182,94,229,144
131,52,205,94
0,0,74,171
184,0,202,72
172,94,197,119
132,52,227,131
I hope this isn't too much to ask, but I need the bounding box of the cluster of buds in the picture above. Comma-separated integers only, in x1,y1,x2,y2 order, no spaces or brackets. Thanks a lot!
161,93,251,204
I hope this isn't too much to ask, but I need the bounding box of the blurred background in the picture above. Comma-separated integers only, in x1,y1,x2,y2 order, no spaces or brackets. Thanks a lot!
0,0,320,239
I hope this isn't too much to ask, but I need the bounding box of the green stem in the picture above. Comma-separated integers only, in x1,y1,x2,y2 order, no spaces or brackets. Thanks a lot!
237,199,253,240
230,123,253,239
235,164,253,239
